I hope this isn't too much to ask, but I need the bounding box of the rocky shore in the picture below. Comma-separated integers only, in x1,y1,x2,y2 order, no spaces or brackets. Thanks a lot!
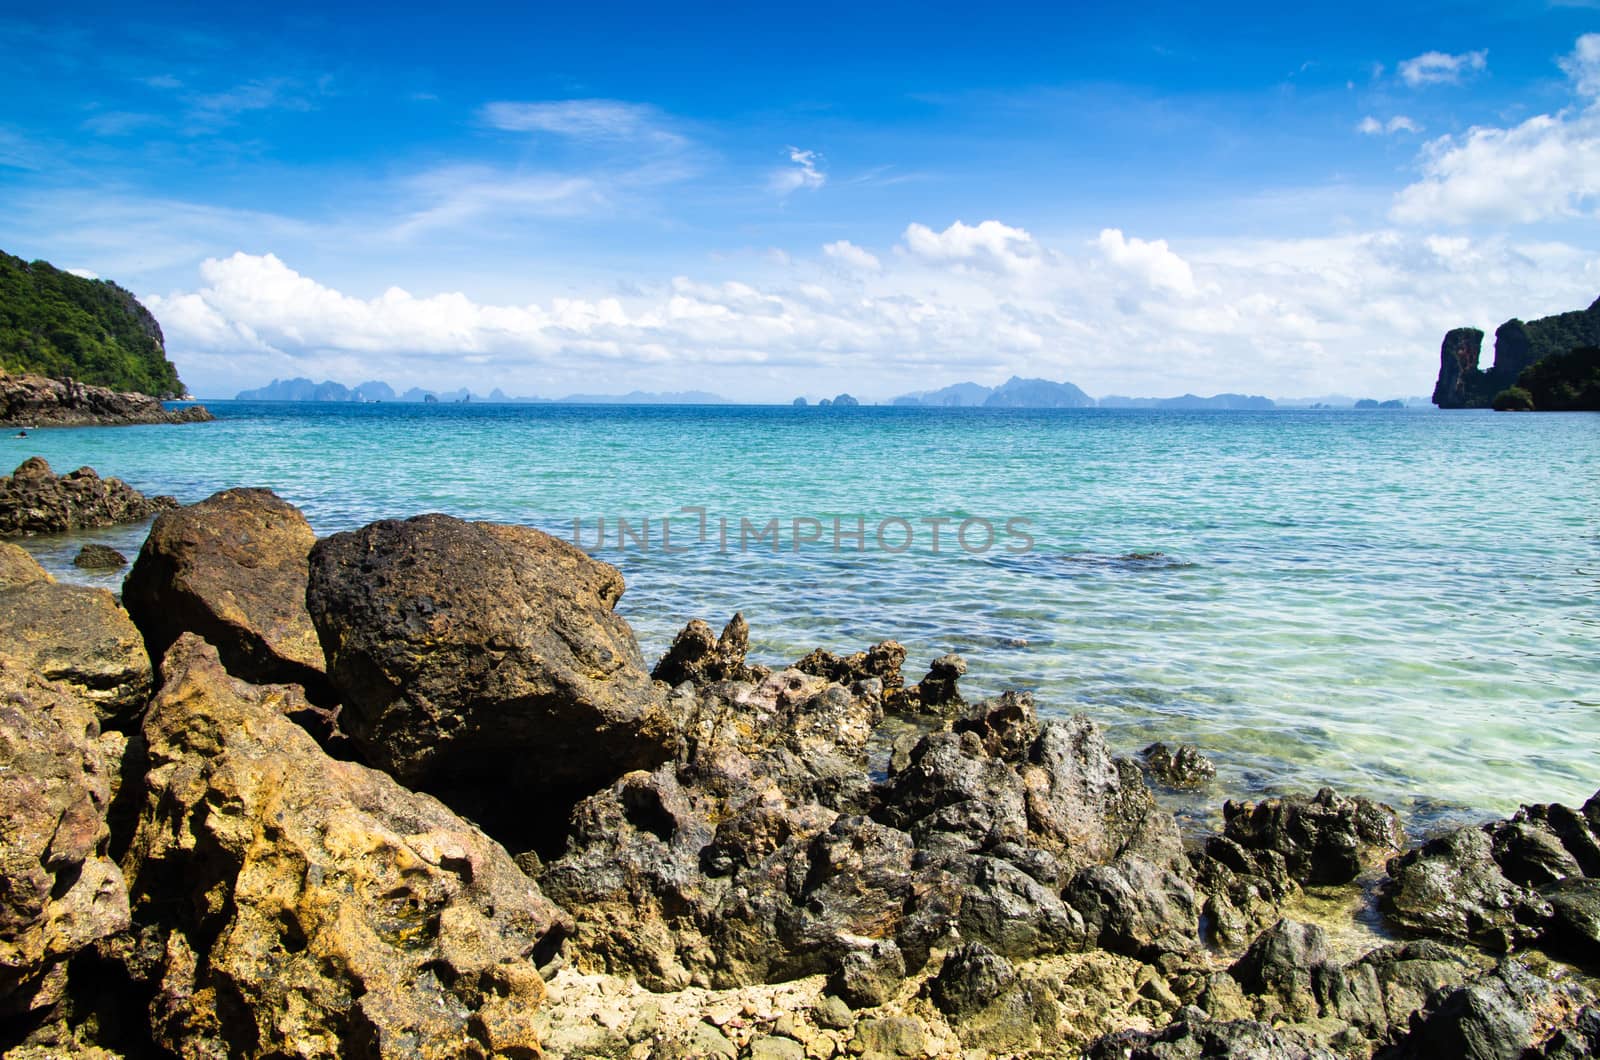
0,488,1596,1059
0,373,212,428
0,458,177,536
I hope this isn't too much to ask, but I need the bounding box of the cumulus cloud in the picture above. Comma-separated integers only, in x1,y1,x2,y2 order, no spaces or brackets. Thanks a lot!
1391,36,1600,224
150,221,1600,403
1358,115,1422,135
1094,229,1197,296
1398,49,1488,87
771,147,825,196
1559,32,1600,99
822,239,881,271
478,99,681,144
901,219,1040,273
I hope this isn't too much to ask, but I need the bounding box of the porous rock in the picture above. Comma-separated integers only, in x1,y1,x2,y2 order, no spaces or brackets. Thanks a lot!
0,659,130,1020
117,634,570,1059
0,576,151,727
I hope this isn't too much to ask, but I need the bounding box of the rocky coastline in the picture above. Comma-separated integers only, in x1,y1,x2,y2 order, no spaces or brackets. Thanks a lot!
0,488,1596,1059
0,458,178,537
0,373,212,428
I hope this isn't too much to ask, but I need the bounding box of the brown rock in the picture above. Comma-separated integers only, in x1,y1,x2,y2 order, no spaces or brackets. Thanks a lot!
122,488,325,691
653,613,756,686
72,544,126,570
0,541,52,588
0,457,177,537
0,579,152,727
305,514,675,847
120,634,570,1059
0,659,131,1019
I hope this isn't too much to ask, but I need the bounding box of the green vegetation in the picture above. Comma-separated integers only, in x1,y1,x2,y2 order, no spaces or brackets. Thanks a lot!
1491,386,1534,412
0,250,184,396
1515,347,1600,411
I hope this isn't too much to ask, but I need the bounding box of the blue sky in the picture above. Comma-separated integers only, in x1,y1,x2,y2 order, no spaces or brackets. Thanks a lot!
3,2,1598,400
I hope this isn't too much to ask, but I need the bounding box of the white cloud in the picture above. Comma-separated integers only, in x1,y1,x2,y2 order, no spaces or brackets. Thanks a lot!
1559,32,1600,98
66,268,99,280
1398,49,1488,87
1094,228,1197,296
771,147,825,196
1358,115,1422,135
478,99,682,145
901,219,1040,273
1391,35,1600,224
822,239,881,271
147,220,1600,403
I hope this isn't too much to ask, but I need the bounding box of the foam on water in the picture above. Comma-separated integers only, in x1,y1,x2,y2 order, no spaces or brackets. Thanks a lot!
9,401,1597,831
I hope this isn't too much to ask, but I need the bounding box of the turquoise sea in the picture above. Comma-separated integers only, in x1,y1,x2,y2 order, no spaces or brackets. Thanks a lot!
9,402,1598,832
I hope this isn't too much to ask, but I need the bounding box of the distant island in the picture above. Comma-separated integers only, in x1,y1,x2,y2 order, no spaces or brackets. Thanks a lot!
235,377,728,405
1,249,189,398
891,377,1285,410
1432,295,1600,411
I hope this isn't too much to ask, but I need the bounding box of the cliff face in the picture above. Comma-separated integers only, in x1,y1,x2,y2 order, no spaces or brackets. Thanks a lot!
0,373,212,427
1432,297,1600,409
0,250,185,398
1431,328,1485,409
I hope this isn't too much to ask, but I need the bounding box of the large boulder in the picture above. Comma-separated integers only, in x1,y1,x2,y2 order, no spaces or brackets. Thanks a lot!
0,659,130,1019
305,514,675,846
122,488,325,690
118,634,570,1059
0,457,176,536
0,575,152,728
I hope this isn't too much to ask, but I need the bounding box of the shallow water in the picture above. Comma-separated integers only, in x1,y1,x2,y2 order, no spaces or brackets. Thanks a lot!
8,402,1597,832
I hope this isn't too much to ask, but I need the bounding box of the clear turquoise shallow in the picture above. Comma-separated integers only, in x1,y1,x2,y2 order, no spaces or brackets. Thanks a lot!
9,402,1598,832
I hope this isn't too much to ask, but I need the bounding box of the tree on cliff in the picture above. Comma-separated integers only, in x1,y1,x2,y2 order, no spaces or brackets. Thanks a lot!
0,250,185,397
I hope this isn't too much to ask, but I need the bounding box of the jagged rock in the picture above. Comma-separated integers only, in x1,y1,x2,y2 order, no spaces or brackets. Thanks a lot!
1084,1017,1341,1059
1228,920,1332,1022
878,729,1029,855
0,375,211,429
1316,940,1477,1048
123,488,325,691
1191,840,1297,952
1022,714,1186,875
929,943,1017,1017
306,514,675,847
1486,795,1600,885
0,577,151,727
1541,877,1600,967
794,641,907,706
1216,787,1403,886
1066,855,1199,959
71,544,125,570
118,634,570,1059
541,670,887,990
952,690,1040,761
901,654,966,716
1386,960,1548,1060
1142,742,1216,788
0,541,50,588
952,853,1086,958
0,659,130,1020
652,613,759,686
0,457,177,536
1382,825,1553,951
